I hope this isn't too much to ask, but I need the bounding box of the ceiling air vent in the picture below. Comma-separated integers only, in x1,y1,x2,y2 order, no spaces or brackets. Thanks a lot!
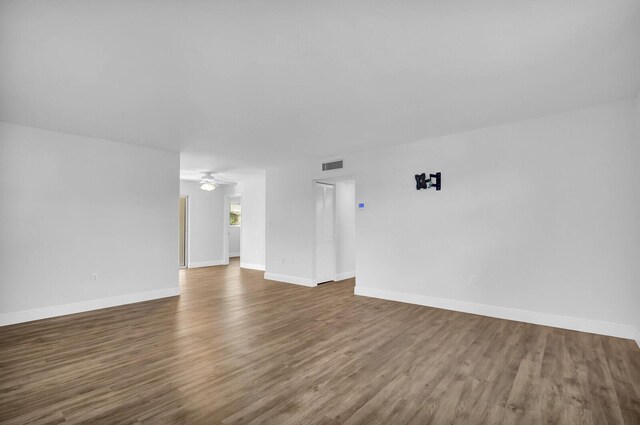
322,160,343,171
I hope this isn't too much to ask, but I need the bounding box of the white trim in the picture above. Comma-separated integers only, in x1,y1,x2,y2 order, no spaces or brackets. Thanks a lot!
354,286,639,342
229,253,240,258
188,259,226,268
240,262,265,271
264,273,317,287
334,271,356,281
0,287,181,327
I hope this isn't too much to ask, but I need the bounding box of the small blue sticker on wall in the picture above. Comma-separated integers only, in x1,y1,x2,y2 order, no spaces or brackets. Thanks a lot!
358,203,365,209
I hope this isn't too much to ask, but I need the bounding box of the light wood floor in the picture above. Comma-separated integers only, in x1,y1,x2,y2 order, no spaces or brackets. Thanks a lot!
1,259,639,424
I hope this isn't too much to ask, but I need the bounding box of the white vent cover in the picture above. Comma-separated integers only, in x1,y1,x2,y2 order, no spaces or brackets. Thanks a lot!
322,160,343,171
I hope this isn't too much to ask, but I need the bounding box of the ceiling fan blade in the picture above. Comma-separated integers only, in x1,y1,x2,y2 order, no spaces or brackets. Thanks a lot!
211,175,236,184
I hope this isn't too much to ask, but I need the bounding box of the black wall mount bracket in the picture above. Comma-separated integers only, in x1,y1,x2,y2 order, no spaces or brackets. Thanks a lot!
415,172,441,191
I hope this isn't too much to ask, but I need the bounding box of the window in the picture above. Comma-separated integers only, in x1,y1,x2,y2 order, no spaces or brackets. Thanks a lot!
230,203,241,225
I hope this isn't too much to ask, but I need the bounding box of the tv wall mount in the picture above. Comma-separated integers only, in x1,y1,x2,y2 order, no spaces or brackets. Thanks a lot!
415,172,441,191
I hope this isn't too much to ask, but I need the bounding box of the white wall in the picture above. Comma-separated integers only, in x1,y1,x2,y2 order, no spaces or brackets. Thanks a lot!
265,98,640,341
335,181,355,280
179,180,225,267
266,163,315,283
229,226,241,257
351,98,640,340
0,123,180,325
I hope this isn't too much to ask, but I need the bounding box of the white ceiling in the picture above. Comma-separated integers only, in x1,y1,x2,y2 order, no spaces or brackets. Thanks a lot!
1,0,639,173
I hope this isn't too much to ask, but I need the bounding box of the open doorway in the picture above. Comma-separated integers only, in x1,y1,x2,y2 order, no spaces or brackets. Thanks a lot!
228,196,241,259
179,195,188,268
314,179,356,284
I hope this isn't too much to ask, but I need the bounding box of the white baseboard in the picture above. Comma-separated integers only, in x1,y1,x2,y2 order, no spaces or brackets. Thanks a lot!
0,287,181,327
240,262,265,271
188,259,226,268
229,253,240,258
334,271,356,281
355,286,639,344
264,273,316,287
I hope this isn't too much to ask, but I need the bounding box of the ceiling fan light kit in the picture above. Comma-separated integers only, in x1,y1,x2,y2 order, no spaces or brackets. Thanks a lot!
200,181,217,191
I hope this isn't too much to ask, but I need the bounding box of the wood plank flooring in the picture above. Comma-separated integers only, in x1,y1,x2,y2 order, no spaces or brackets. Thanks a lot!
1,259,639,424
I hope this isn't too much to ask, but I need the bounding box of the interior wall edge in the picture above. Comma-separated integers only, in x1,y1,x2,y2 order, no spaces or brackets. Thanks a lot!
354,285,639,346
0,287,181,327
264,273,317,287
334,271,356,281
187,260,227,268
240,262,266,271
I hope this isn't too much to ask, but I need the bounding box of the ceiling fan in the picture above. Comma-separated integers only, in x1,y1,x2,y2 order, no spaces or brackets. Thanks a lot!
198,172,235,191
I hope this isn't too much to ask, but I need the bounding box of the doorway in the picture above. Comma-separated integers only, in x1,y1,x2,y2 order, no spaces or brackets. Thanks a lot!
314,179,356,284
179,195,188,268
228,196,241,259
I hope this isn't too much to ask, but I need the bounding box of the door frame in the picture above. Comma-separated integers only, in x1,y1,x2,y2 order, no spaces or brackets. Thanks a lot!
313,181,336,284
179,195,190,269
312,175,357,285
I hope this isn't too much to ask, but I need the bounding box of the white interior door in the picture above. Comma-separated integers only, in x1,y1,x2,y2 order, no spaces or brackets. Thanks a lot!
315,183,335,283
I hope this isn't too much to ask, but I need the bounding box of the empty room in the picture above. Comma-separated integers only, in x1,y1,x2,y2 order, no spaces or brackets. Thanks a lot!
1,1,640,424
